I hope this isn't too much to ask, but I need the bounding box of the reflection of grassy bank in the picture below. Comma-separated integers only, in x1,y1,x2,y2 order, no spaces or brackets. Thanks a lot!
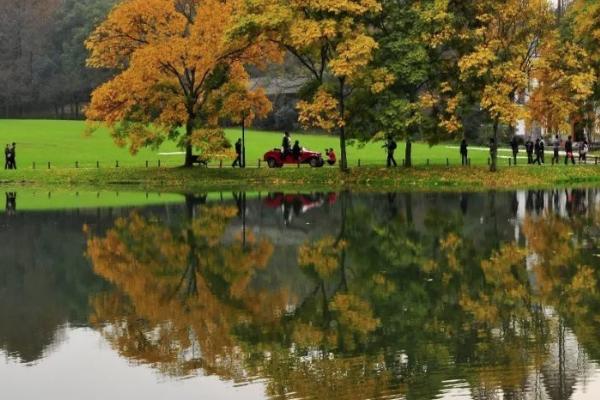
0,190,184,212
2,165,600,192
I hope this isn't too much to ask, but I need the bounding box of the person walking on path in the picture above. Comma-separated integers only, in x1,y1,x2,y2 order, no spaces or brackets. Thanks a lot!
4,144,11,170
510,136,519,165
232,138,242,167
526,138,534,164
384,136,398,167
533,139,542,165
565,136,576,165
540,138,546,164
460,139,468,166
552,135,560,165
579,140,589,163
9,143,16,170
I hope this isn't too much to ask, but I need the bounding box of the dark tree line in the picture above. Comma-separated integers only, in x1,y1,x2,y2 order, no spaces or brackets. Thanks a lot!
0,0,115,118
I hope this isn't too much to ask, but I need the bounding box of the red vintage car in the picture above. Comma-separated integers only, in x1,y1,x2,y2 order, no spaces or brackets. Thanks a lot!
263,148,325,168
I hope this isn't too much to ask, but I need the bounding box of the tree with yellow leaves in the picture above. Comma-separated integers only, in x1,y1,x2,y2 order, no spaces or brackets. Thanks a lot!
85,0,281,167
458,0,554,172
236,0,394,170
527,35,595,137
570,0,600,139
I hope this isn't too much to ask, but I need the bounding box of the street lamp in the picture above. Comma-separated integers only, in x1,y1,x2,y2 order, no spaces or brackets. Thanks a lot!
241,112,246,168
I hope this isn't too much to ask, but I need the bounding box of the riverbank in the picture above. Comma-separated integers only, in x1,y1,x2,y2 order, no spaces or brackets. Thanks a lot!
1,164,600,192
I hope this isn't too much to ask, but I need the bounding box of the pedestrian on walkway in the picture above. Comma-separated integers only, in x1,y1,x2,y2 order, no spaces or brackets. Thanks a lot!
4,144,11,170
565,136,576,165
579,140,589,163
460,139,468,166
552,135,560,165
533,139,542,165
526,137,534,164
384,136,398,167
232,139,242,167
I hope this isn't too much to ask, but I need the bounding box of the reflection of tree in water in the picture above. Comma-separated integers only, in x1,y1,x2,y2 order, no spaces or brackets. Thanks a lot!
86,190,600,400
86,201,276,378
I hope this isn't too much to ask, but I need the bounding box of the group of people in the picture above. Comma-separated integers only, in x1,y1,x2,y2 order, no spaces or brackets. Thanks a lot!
458,135,592,166
515,135,589,165
4,143,16,170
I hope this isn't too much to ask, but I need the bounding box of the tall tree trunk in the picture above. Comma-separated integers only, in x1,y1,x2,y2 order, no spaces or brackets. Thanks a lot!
491,119,499,172
405,137,412,168
184,116,194,167
338,77,348,171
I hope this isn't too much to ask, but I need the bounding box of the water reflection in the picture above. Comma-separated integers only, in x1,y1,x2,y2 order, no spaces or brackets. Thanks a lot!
2,190,600,399
5,192,16,215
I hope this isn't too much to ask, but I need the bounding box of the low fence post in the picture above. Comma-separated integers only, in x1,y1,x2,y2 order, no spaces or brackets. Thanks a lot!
145,160,149,168
158,160,161,168
116,161,119,168
509,158,512,167
426,159,430,166
358,159,361,167
47,162,51,169
258,159,261,169
446,158,449,167
220,160,223,169
32,162,35,170
97,161,100,169
75,161,79,169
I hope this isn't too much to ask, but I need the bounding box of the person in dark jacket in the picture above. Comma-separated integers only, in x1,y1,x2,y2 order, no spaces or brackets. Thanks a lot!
525,138,534,164
460,139,468,166
552,135,560,165
565,136,575,165
4,144,11,170
384,137,397,167
232,139,242,167
9,143,16,169
282,131,292,159
292,140,302,160
533,138,544,165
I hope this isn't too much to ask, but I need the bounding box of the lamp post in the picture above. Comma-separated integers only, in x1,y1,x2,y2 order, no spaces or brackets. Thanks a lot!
241,112,246,168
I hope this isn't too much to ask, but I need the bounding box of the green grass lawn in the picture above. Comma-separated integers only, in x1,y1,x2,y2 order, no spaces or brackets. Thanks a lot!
0,119,516,170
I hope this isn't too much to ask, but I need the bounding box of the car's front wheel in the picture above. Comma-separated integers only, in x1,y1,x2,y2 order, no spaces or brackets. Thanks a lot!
267,158,278,168
309,157,324,168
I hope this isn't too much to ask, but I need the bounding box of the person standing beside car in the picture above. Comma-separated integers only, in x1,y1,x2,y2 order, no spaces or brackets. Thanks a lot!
282,131,292,159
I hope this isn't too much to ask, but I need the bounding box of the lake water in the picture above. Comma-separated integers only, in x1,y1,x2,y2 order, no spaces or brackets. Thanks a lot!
2,189,600,400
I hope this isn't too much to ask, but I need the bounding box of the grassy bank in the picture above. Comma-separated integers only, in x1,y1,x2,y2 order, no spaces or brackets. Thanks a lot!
2,164,600,193
0,119,544,169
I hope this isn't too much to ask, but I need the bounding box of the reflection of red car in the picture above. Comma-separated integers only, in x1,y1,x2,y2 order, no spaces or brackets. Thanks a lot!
263,148,325,168
265,193,337,213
